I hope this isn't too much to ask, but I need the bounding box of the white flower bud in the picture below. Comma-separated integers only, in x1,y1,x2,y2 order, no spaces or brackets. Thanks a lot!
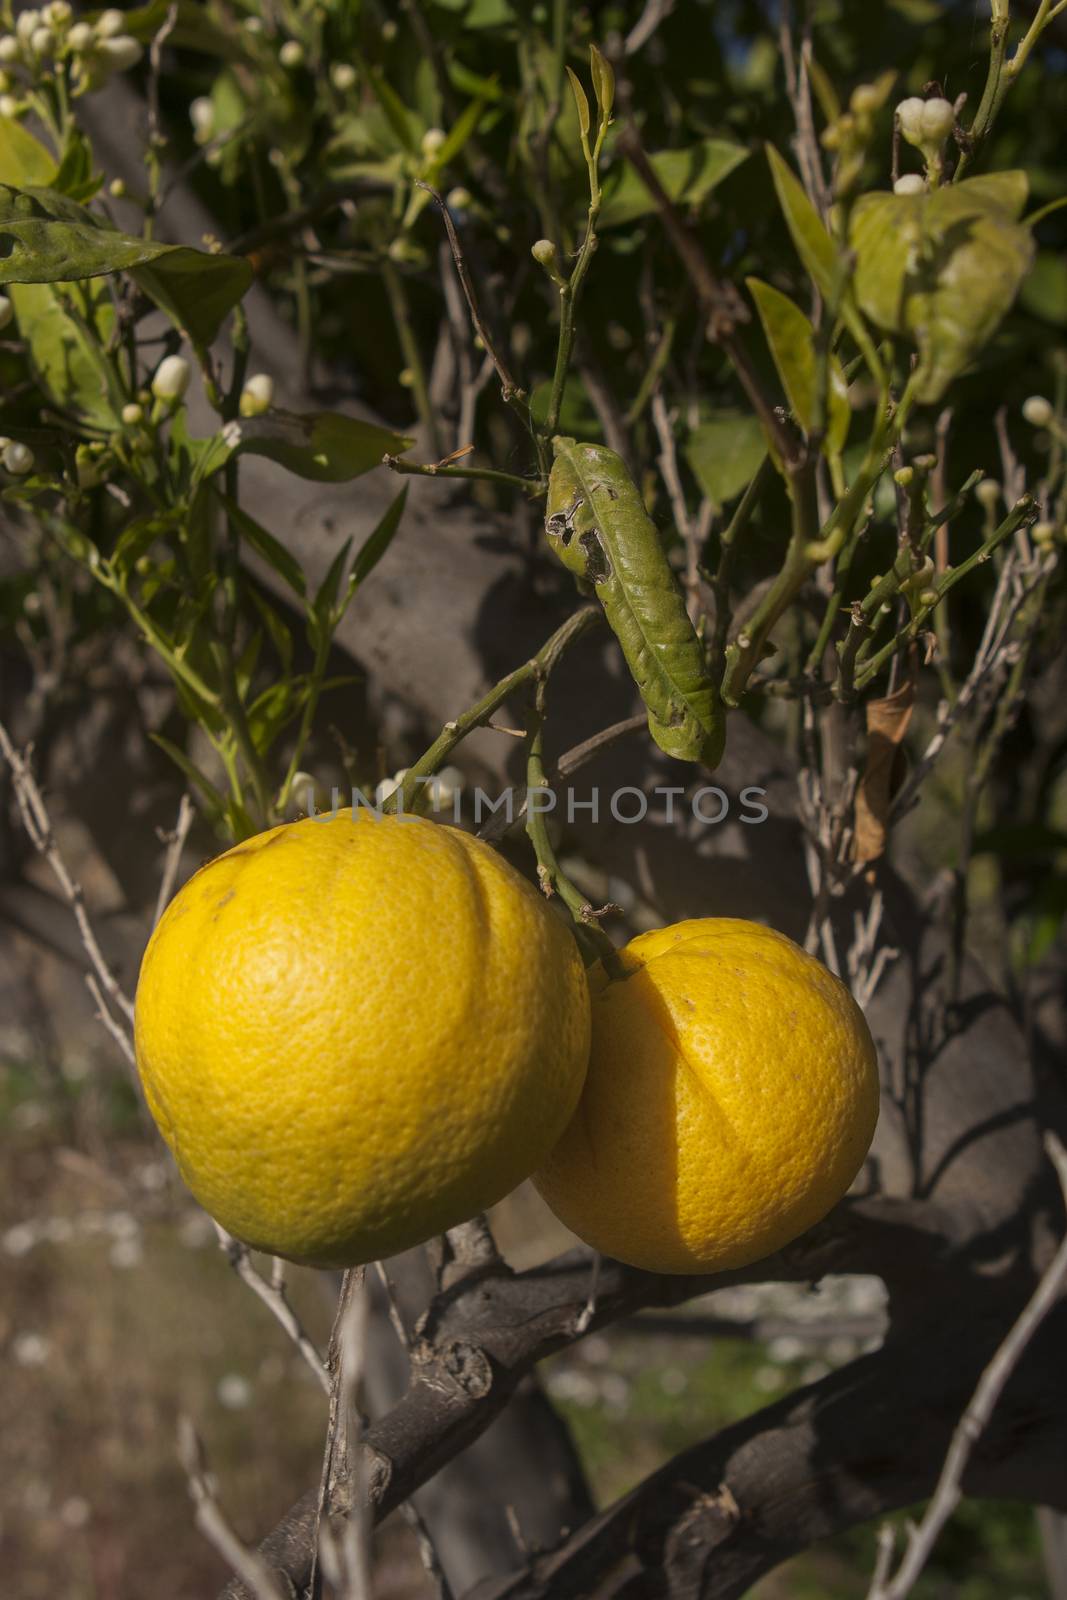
918,588,940,606
97,35,142,71
850,82,884,116
278,39,304,68
531,237,557,268
66,20,93,51
95,9,125,38
446,186,472,210
44,2,72,26
975,479,1000,509
151,354,190,401
1022,395,1054,428
189,95,214,141
121,401,143,425
243,16,263,33
0,93,19,116
0,295,13,330
330,62,356,92
919,97,955,143
0,35,22,63
381,19,397,40
15,11,42,44
893,174,926,196
30,26,54,56
108,176,126,197
1033,521,1056,544
3,441,35,475
420,127,446,158
238,373,274,417
896,97,926,144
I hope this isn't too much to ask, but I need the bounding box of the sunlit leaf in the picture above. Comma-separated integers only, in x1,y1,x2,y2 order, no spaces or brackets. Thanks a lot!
850,172,1033,402
235,410,414,482
766,144,835,298
747,277,850,457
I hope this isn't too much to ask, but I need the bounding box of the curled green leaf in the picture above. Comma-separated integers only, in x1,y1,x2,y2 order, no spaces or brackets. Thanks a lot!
546,437,725,768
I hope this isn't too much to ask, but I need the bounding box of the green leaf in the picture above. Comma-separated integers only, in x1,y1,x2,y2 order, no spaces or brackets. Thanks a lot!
0,116,56,186
313,537,353,629
218,494,306,598
599,138,747,229
765,144,835,298
111,514,172,579
0,185,165,283
9,279,117,427
566,66,591,141
447,60,503,100
250,589,294,677
235,628,262,698
366,66,417,151
402,95,491,228
1020,252,1067,328
132,248,252,348
349,486,408,589
149,733,227,822
850,172,1034,403
53,127,101,203
685,411,767,507
246,679,296,756
0,185,250,344
590,44,615,121
547,438,724,768
746,277,850,457
235,410,414,482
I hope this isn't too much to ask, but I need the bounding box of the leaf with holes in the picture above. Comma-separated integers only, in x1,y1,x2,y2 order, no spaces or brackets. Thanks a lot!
546,437,724,768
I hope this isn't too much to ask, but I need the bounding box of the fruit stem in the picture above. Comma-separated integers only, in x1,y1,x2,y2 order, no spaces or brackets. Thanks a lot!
525,678,623,974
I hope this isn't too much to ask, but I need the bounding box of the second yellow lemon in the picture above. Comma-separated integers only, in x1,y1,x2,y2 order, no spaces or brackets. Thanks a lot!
135,811,591,1268
534,918,879,1274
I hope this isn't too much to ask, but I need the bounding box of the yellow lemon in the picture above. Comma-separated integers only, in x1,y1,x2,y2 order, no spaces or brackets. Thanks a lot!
533,918,879,1274
134,810,590,1268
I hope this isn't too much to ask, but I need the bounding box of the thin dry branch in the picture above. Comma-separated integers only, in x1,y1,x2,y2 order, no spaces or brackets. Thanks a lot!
866,1132,1067,1600
213,1226,331,1395
179,1415,293,1600
0,719,136,1034
154,790,195,926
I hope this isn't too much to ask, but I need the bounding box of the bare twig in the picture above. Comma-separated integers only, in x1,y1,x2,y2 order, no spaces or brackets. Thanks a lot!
651,391,703,623
623,0,675,55
178,1416,293,1600
779,0,832,220
0,720,135,1029
866,1132,1067,1600
85,972,137,1068
398,1500,456,1600
214,1226,331,1395
153,791,195,926
373,1261,412,1348
415,182,527,414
